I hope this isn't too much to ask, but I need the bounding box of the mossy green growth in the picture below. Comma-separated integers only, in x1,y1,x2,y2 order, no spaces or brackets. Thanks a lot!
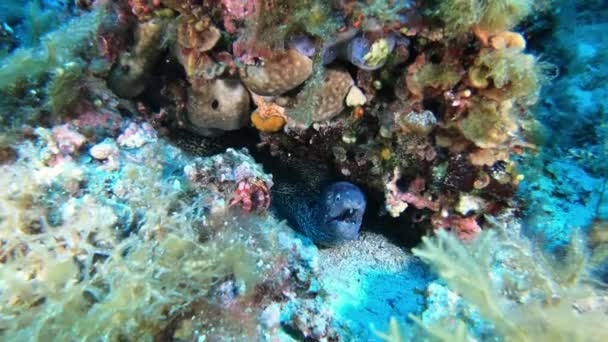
0,10,100,93
434,0,534,36
46,60,86,116
459,97,517,148
0,9,101,129
377,224,608,341
244,0,339,50
286,57,325,127
360,0,405,25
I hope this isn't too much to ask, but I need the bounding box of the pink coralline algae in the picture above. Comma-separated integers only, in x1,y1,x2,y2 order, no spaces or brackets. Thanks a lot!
36,124,87,166
117,122,158,148
229,178,271,213
220,0,256,33
53,124,87,155
385,170,440,217
432,214,482,241
183,148,273,214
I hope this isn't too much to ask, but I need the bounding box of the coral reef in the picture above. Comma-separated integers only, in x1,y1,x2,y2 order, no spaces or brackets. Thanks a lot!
0,117,336,340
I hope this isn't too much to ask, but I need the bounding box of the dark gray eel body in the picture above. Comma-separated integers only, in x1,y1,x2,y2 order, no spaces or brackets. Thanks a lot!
170,130,367,246
273,179,366,246
265,155,366,246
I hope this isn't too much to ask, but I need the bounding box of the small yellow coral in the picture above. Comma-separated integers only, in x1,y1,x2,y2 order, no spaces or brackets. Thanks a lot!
381,148,392,160
468,66,490,88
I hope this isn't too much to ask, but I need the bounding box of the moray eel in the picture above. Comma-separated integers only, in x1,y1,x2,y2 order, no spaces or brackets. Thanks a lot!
269,156,367,247
310,181,367,245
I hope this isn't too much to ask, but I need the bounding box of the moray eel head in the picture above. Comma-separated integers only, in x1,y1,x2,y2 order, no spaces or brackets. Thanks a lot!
317,182,366,246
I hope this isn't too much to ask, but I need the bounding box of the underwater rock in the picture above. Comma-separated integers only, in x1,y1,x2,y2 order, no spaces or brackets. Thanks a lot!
292,67,354,123
117,122,157,149
185,78,251,136
345,85,367,107
240,49,313,96
396,110,437,135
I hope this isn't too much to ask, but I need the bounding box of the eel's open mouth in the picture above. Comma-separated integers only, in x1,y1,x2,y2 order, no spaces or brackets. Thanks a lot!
329,207,360,224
